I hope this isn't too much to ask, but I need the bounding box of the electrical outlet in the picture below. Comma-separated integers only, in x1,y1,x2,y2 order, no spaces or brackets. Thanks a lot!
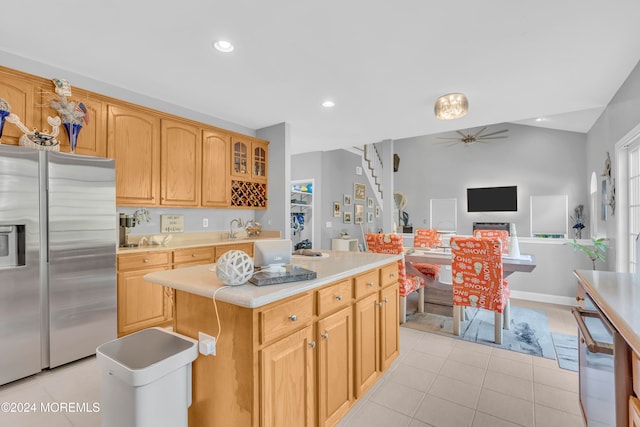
198,331,216,356
326,221,332,228
203,218,209,228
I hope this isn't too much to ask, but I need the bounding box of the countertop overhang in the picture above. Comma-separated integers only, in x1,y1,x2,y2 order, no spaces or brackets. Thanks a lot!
145,251,402,308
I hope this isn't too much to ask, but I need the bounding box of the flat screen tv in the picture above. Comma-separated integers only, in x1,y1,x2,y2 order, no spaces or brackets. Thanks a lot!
467,186,517,212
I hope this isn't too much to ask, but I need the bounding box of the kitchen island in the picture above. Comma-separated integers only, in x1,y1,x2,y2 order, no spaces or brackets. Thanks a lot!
145,250,402,427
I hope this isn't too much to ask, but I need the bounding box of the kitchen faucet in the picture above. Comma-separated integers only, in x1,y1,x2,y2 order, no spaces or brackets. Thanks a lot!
229,217,244,240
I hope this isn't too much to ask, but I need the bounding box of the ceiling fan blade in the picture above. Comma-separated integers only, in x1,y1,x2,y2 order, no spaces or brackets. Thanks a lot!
472,127,488,138
456,130,469,138
476,135,508,140
478,129,509,138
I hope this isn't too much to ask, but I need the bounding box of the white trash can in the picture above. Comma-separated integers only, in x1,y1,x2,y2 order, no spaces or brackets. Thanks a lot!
96,327,198,427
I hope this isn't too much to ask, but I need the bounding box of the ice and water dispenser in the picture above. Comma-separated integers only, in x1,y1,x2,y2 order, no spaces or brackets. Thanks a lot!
0,225,24,268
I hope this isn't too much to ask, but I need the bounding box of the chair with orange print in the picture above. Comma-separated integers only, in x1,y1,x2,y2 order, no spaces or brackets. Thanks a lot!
472,229,511,328
365,233,425,324
450,236,509,344
412,228,442,280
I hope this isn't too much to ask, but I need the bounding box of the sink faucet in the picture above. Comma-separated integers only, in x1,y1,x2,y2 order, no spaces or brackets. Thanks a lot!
229,217,244,240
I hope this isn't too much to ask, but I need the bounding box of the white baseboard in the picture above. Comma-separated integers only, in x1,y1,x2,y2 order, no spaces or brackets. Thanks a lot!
509,290,576,307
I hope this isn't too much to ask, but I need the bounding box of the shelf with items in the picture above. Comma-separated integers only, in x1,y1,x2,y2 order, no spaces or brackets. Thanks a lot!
290,179,314,249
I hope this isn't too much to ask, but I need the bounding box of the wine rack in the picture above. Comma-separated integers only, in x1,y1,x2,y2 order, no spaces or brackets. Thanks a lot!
231,180,268,208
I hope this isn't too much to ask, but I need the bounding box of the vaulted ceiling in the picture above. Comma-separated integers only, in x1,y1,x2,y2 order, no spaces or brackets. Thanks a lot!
2,1,639,154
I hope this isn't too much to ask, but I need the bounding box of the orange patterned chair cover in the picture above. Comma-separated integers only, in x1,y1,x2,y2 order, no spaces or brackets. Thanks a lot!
472,229,510,296
412,228,442,280
366,233,424,297
450,236,507,313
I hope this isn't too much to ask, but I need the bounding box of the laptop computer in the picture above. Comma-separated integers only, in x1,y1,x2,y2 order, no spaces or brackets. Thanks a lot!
249,239,316,286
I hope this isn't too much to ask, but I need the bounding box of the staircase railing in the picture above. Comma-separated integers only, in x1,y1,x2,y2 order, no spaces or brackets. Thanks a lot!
362,143,383,208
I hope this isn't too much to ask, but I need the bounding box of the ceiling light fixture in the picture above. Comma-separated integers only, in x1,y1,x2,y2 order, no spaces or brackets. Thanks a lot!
322,100,335,108
434,93,468,120
213,40,234,53
535,117,545,122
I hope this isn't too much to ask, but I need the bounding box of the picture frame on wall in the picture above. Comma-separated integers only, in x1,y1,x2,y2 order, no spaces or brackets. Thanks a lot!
344,211,353,224
343,194,352,206
367,197,374,209
354,183,366,201
333,202,341,217
367,211,374,223
354,204,364,224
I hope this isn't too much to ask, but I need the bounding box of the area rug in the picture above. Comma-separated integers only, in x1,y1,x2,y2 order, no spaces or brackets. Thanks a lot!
551,333,579,372
404,305,556,359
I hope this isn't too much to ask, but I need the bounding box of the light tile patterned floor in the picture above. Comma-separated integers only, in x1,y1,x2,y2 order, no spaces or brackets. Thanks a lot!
0,298,585,427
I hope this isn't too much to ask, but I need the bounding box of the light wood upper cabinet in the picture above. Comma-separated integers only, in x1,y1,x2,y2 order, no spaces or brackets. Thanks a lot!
0,72,37,146
231,136,269,181
252,139,268,181
66,92,107,157
107,105,161,206
160,119,201,207
202,129,230,207
40,89,107,157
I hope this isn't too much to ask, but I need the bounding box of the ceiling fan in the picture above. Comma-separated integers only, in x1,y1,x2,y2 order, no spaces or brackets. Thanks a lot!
437,127,508,146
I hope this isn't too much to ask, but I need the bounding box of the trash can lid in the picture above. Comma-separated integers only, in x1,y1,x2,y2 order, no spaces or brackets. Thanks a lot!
98,328,195,370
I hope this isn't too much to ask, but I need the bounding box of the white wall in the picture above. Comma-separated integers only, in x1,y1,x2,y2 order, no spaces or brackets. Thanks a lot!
393,123,588,237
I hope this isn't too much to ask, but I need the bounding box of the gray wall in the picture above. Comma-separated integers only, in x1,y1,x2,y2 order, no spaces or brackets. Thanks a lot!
586,59,640,270
256,122,290,238
292,149,383,250
393,123,588,237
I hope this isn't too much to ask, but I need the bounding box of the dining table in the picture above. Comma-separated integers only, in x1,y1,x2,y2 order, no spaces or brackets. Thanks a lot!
404,247,537,308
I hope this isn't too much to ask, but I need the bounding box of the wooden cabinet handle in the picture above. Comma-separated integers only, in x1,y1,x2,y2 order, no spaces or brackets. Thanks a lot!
192,253,197,257
576,296,584,302
321,332,329,340
308,341,316,348
143,258,149,263
384,298,389,303
367,282,374,287
336,295,343,301
289,314,297,322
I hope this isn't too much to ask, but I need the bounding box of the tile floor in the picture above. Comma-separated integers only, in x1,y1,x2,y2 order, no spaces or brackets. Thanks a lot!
0,298,585,427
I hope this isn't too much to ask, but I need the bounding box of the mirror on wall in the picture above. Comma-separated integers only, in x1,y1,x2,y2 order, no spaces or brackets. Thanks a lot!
429,198,457,232
529,195,568,238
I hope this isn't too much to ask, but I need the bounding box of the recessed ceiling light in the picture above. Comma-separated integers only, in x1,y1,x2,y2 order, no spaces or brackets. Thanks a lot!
322,100,335,108
213,40,234,53
535,117,545,122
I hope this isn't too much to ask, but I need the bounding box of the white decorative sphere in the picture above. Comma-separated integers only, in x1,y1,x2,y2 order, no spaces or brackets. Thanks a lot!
216,250,254,286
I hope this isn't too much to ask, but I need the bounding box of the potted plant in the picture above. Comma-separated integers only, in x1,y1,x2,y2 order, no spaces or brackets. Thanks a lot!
564,237,609,270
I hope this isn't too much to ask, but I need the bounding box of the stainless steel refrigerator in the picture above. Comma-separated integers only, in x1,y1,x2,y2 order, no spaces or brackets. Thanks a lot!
0,144,116,386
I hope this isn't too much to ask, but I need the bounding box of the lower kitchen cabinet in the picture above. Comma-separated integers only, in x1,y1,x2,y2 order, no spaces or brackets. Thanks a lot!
116,251,171,337
317,306,353,427
171,261,399,427
354,292,380,397
261,325,315,427
380,283,400,370
117,243,251,337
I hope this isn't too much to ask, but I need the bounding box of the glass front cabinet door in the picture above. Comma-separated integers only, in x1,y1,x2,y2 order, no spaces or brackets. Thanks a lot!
252,141,268,181
232,139,249,177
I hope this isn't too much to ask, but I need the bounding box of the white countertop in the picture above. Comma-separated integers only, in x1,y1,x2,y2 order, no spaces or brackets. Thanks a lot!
574,269,640,355
144,251,402,308
117,231,281,254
